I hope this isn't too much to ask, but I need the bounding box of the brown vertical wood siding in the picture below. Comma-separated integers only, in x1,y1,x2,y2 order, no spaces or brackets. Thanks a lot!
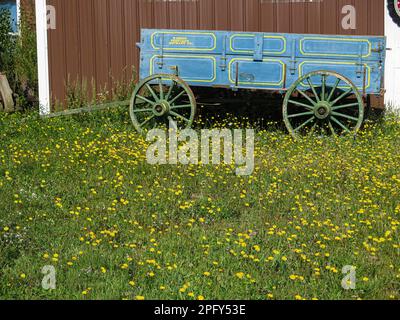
46,0,385,104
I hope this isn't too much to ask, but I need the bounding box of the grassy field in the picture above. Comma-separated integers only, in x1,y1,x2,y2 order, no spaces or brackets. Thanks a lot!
0,108,399,300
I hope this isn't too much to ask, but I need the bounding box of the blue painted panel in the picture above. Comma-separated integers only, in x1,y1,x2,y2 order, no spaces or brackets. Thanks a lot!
139,29,386,94
227,58,286,88
296,35,383,61
143,53,217,84
143,29,222,54
297,60,381,93
0,0,17,33
228,34,288,56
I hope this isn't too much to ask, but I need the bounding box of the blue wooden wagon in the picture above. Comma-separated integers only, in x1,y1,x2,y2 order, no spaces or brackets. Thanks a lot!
131,29,386,137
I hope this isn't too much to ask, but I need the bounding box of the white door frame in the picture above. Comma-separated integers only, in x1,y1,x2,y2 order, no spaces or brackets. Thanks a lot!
16,0,20,24
35,0,51,115
385,0,400,109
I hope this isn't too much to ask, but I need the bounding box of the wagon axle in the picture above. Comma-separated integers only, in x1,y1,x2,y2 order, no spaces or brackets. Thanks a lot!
314,102,332,120
153,101,170,117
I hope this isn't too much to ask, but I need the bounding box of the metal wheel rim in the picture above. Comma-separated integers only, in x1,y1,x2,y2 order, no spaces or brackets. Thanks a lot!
130,74,197,135
283,70,364,139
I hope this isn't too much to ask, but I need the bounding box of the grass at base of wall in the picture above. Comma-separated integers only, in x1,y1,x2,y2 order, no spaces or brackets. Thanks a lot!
0,109,399,300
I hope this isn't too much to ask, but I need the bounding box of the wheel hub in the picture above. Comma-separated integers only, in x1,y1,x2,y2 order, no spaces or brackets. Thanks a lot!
153,100,170,116
314,101,332,120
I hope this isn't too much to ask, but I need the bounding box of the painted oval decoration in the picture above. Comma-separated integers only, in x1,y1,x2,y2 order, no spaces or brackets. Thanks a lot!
388,0,400,27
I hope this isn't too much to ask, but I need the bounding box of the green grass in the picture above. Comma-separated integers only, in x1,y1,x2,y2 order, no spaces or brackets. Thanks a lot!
0,109,399,300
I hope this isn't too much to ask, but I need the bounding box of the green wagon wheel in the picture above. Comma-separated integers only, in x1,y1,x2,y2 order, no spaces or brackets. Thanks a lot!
283,70,364,138
130,74,197,134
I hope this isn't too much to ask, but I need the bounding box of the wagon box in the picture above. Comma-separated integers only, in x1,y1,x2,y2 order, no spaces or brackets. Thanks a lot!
131,29,387,137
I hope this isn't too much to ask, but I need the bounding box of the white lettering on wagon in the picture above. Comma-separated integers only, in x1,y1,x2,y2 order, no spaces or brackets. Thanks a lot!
169,36,194,46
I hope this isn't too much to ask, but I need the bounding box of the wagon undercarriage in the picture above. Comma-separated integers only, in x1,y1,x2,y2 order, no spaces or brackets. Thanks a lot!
131,71,368,137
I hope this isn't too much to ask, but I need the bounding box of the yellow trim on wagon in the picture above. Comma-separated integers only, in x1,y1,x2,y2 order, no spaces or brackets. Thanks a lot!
298,60,371,90
149,54,217,83
228,58,286,86
151,31,217,52
229,34,287,55
299,37,372,58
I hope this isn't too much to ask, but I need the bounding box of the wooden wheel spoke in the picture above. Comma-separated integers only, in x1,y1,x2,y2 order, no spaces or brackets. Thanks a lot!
132,108,153,113
331,116,351,133
296,89,317,106
169,90,186,105
309,122,318,134
170,104,193,110
136,94,156,106
140,115,156,128
327,78,341,102
170,111,190,123
331,88,353,106
331,111,359,122
288,99,314,111
294,116,315,133
158,78,164,100
165,82,175,101
145,84,159,103
287,111,314,119
332,102,360,111
321,74,326,100
306,77,320,103
328,121,337,136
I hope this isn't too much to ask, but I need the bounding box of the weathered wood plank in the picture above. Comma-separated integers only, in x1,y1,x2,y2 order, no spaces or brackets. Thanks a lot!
42,100,131,119
0,73,14,113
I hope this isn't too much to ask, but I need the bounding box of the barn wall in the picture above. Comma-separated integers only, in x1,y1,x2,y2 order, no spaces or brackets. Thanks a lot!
47,0,385,105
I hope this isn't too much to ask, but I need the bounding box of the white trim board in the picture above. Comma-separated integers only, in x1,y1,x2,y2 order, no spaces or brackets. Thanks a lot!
16,0,20,25
385,0,400,109
35,0,50,115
